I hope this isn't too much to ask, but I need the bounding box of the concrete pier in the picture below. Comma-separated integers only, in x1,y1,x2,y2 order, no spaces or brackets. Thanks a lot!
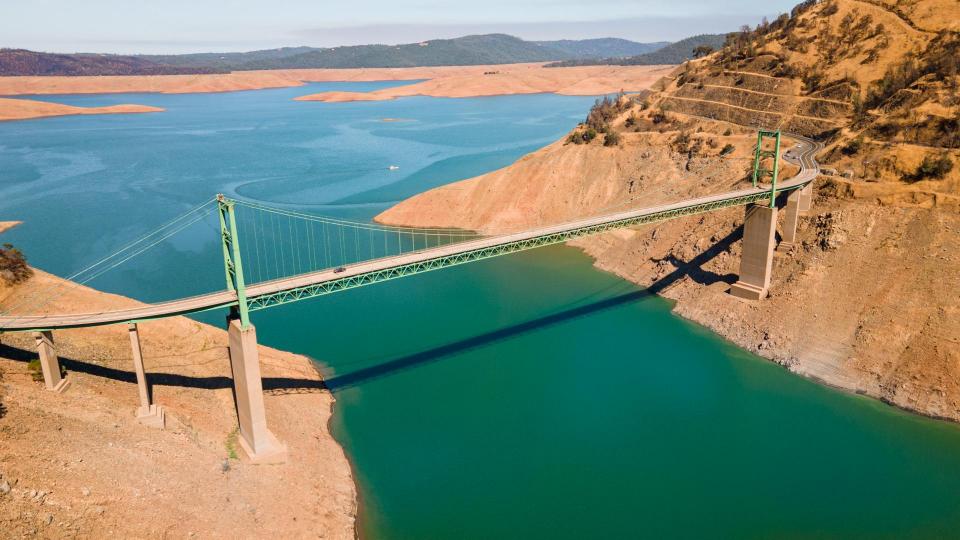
33,331,70,392
227,318,287,463
128,323,165,429
798,183,813,214
777,189,802,252
730,204,778,300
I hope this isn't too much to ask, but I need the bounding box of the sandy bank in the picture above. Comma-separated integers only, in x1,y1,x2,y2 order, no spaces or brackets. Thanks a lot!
0,64,672,97
0,63,672,121
0,97,163,122
376,127,960,423
0,221,21,235
294,64,674,102
0,269,356,537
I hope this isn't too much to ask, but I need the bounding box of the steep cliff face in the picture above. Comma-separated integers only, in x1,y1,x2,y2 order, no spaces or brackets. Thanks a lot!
377,0,960,421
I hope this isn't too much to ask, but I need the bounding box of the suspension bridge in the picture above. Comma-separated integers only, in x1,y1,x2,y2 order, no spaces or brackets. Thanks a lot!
0,131,820,461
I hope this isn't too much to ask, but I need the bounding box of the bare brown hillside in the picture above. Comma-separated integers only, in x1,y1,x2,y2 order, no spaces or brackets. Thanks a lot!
0,270,356,538
378,0,960,421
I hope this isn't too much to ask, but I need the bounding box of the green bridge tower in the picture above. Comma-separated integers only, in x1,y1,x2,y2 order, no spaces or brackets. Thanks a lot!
751,129,782,207
217,194,251,328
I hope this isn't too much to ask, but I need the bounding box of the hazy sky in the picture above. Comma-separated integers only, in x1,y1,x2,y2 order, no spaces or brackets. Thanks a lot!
5,0,800,54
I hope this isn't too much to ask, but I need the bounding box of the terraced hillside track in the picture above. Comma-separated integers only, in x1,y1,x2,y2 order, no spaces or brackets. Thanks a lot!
701,84,850,105
663,95,843,124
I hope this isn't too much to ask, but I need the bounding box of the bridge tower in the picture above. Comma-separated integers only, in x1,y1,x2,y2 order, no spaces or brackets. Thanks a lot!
731,130,783,300
217,195,250,328
217,195,286,463
751,129,782,205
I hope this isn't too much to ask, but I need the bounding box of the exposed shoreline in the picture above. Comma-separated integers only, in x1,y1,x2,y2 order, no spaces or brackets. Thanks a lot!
0,220,22,234
0,63,672,121
293,64,673,103
0,97,163,122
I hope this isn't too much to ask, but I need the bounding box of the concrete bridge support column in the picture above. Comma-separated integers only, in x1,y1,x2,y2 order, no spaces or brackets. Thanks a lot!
798,183,813,214
227,317,287,463
128,323,165,429
730,204,778,300
33,331,70,393
777,189,802,252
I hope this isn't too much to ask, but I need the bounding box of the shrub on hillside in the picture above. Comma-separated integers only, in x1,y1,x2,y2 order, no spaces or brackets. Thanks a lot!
672,131,693,154
603,130,622,147
0,243,31,285
841,136,864,156
650,108,669,125
586,91,630,131
567,127,598,145
802,69,826,93
692,45,714,58
866,32,960,109
907,153,954,182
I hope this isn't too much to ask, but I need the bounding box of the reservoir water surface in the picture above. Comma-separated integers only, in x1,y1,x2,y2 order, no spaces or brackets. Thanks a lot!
2,83,960,538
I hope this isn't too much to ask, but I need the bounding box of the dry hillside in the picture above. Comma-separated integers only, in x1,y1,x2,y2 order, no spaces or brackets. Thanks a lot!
0,270,356,538
379,0,960,421
659,0,959,201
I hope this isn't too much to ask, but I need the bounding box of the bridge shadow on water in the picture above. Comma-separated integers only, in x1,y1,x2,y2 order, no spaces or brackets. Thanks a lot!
0,226,743,394
324,225,743,391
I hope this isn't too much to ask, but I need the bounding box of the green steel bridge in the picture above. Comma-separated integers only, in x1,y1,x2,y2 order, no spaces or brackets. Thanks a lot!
0,132,819,334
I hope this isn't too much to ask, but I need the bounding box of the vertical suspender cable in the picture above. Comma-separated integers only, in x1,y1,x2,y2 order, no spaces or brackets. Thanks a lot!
323,222,330,269
272,211,281,280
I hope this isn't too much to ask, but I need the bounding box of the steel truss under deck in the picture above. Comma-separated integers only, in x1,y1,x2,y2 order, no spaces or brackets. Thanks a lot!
245,185,797,311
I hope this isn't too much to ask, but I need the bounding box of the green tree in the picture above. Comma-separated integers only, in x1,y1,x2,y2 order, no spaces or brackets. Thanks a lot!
0,243,32,285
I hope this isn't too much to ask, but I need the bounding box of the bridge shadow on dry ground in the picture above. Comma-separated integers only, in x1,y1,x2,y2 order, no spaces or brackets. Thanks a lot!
0,342,324,398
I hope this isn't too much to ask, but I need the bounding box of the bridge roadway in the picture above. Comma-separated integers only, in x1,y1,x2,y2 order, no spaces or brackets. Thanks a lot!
0,136,821,332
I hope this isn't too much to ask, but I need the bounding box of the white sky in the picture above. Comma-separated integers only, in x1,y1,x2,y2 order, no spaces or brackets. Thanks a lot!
4,0,800,54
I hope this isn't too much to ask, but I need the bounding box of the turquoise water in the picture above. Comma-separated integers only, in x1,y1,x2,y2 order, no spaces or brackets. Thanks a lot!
2,85,960,538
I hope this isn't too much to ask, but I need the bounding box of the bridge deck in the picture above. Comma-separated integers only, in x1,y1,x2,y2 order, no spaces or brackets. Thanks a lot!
0,136,820,332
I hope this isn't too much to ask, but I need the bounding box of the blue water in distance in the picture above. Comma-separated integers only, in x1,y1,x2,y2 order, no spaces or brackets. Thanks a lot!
2,83,960,539
0,82,594,301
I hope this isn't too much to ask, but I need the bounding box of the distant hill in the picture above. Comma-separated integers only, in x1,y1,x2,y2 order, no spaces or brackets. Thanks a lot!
620,34,727,64
140,47,317,71
535,38,669,59
146,37,667,71
0,49,224,76
2,35,680,76
546,34,727,67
